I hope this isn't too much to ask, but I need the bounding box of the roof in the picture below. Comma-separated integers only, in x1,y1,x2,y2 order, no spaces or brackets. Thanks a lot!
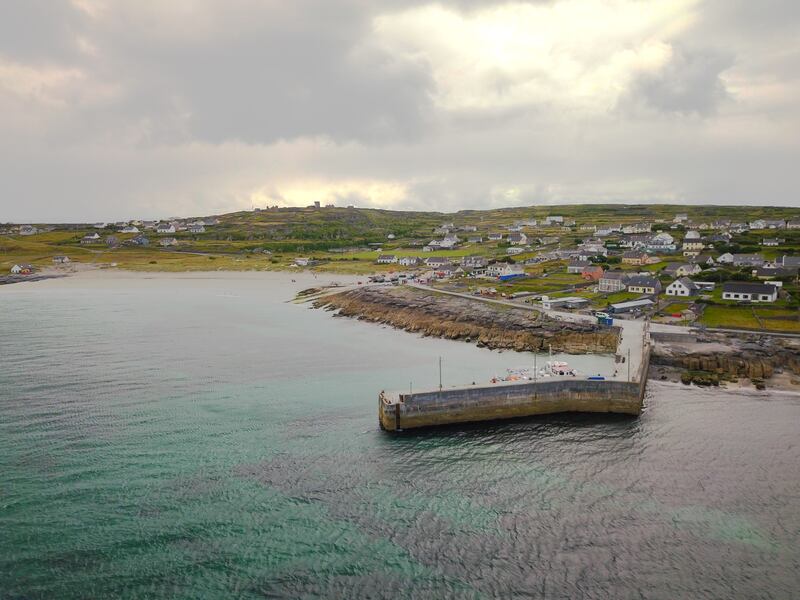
610,299,654,310
568,260,591,267
377,254,396,260
626,275,660,288
672,277,698,290
601,271,629,280
722,282,777,295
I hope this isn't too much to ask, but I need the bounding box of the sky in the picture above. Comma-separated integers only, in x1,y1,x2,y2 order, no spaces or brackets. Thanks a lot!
1,0,798,222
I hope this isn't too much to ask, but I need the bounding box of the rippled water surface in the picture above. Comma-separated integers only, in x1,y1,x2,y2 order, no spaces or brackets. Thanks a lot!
1,273,799,599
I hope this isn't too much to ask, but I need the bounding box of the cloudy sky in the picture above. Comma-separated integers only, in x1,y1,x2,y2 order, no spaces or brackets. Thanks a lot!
1,0,798,221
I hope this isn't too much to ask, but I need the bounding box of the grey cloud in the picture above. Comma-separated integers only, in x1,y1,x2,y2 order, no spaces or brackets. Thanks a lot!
624,47,733,116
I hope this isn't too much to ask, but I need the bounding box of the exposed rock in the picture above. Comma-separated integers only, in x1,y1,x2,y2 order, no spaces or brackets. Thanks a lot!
313,286,618,354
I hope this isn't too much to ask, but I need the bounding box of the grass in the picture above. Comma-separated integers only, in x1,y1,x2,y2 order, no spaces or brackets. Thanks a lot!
700,305,760,328
661,302,692,314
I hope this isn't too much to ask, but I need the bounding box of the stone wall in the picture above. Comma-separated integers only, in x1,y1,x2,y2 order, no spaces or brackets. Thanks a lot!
380,377,644,431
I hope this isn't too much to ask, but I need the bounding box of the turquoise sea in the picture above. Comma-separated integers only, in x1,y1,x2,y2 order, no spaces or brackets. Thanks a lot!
1,272,798,599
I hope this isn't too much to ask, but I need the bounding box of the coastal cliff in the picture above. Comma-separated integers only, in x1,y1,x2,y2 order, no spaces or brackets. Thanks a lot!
312,286,618,354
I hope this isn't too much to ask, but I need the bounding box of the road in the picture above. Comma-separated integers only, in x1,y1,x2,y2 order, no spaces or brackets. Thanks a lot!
408,283,648,382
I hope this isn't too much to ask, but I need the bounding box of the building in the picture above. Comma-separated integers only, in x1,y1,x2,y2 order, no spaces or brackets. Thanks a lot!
764,219,786,229
81,234,99,244
748,220,767,230
398,256,421,267
508,232,528,245
663,262,702,278
52,255,70,264
487,233,503,241
621,251,650,266
507,247,524,255
467,236,483,243
722,282,778,303
781,256,800,269
129,235,149,246
159,237,178,247
682,241,705,256
622,222,651,234
673,213,688,223
666,277,699,297
10,264,32,274
762,238,784,247
753,266,797,279
626,276,662,295
425,256,450,268
294,257,312,266
599,271,629,293
786,220,800,230
567,260,591,274
581,265,604,281
461,256,488,269
543,216,563,225
189,224,206,233
496,264,526,280
684,230,701,240
156,223,176,234
119,225,140,233
541,296,589,310
19,225,37,236
376,254,398,264
608,299,654,314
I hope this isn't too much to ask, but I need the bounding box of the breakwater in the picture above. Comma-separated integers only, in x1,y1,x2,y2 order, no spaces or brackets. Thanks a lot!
380,346,650,431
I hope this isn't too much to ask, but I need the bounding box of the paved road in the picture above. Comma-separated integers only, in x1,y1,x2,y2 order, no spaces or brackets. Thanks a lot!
408,283,647,382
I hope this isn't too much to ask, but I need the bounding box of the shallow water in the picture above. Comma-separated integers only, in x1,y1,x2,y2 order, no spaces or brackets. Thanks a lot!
1,273,799,599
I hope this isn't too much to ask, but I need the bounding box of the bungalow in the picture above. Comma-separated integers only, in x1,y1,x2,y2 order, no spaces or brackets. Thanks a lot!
508,232,528,245
189,224,206,234
294,257,313,267
622,251,650,266
460,225,478,232
781,256,800,269
10,264,32,274
52,255,70,264
539,236,559,245
19,225,37,236
376,254,398,264
753,266,797,279
159,237,178,247
647,232,677,252
666,277,699,297
764,219,786,229
673,213,688,223
425,256,451,268
595,228,614,237
787,220,800,230
507,247,524,255
156,223,176,234
626,275,662,295
543,216,563,225
398,256,421,267
81,234,100,244
691,254,715,267
732,254,765,267
762,238,784,247
93,222,107,229
663,262,702,278
129,235,150,246
599,271,630,293
441,234,460,248
467,236,483,243
722,282,778,303
684,230,701,240
582,265,604,281
748,220,767,230
119,225,140,233
487,232,503,241
567,260,591,274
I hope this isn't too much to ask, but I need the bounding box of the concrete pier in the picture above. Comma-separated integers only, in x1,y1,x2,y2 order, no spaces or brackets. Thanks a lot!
380,337,651,431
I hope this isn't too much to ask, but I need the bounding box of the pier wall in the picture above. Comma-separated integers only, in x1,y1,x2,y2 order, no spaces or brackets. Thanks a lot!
380,376,645,431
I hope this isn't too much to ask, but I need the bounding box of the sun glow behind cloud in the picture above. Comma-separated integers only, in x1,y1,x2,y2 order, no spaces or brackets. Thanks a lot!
373,0,699,113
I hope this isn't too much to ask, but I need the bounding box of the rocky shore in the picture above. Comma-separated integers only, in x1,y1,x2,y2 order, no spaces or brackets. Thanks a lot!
651,334,800,389
312,286,618,354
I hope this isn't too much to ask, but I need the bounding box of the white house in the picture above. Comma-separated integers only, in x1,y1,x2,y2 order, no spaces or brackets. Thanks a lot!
376,254,398,264
666,277,699,297
506,247,524,255
156,223,176,234
189,224,206,233
19,225,37,236
722,282,778,303
508,232,528,245
487,233,503,241
159,237,178,247
398,256,421,267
